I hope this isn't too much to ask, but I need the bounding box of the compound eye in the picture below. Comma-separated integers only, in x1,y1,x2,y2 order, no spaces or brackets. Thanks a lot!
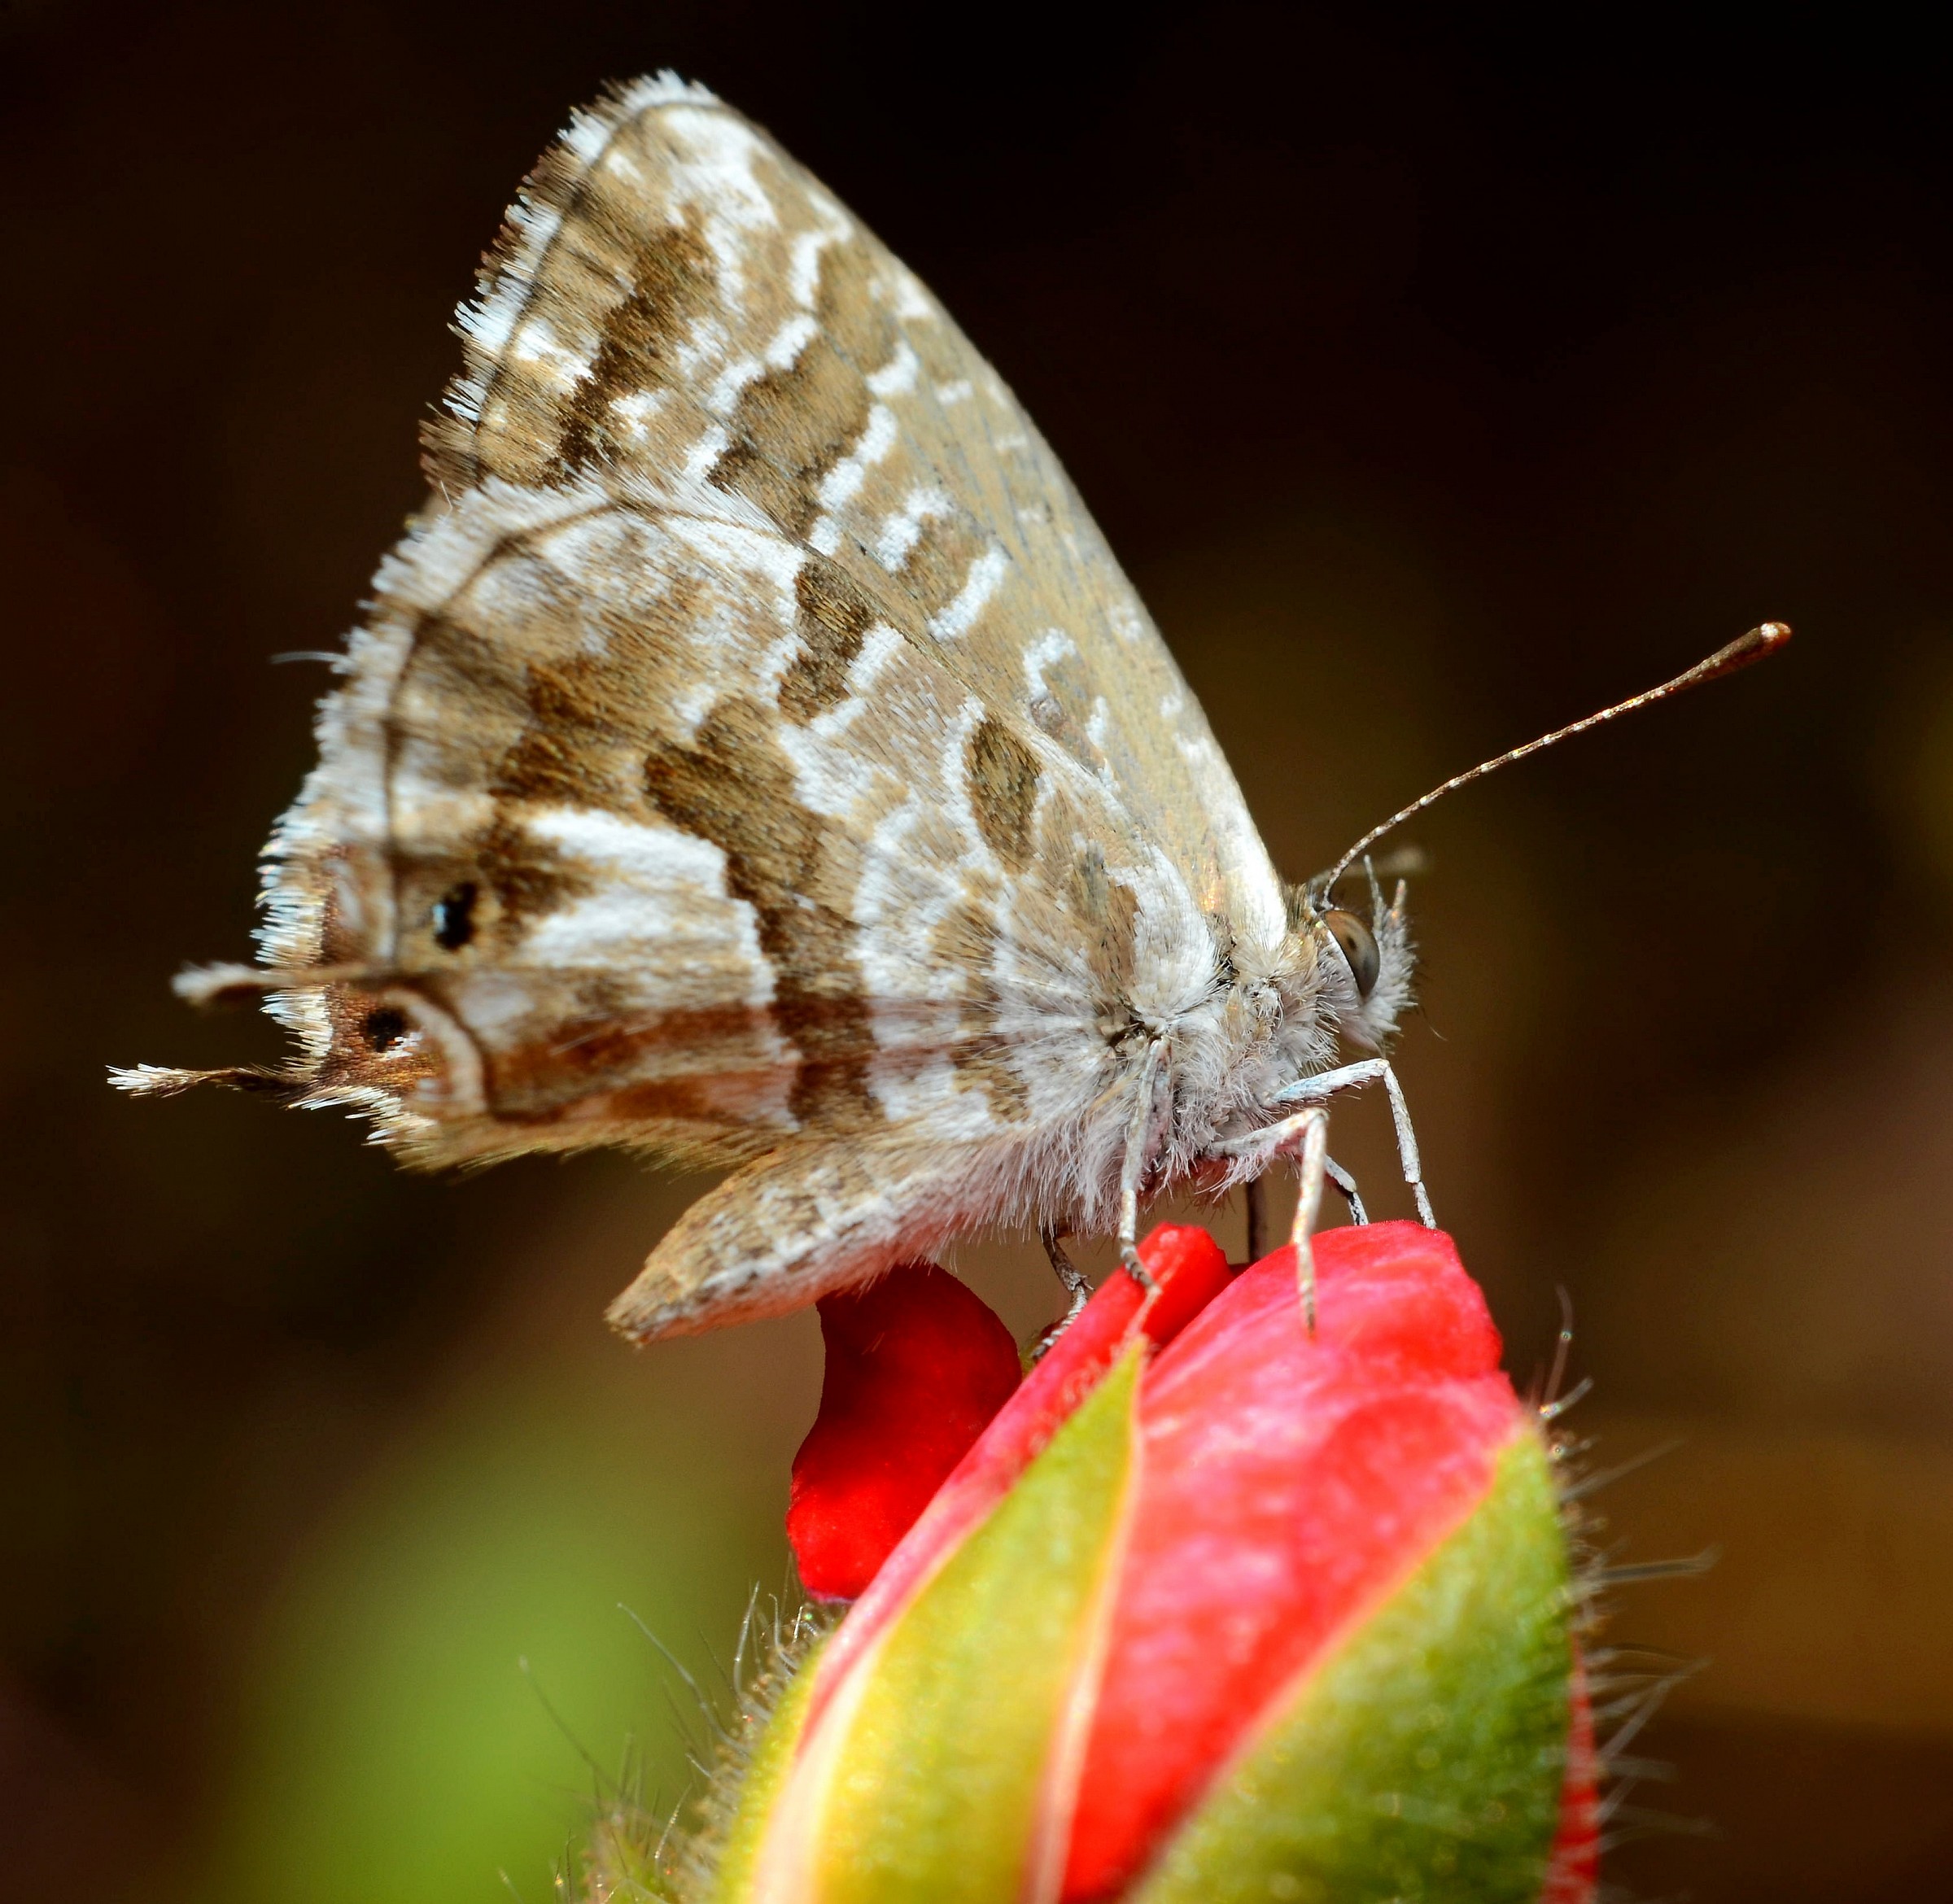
1323,908,1380,999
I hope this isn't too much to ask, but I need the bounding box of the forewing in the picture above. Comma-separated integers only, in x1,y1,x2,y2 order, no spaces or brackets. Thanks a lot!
426,75,1286,955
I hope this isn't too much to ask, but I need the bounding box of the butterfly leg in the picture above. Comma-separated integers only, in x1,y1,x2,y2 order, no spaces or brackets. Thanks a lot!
1325,1155,1370,1225
1041,1227,1090,1323
1024,1228,1094,1365
1210,1107,1332,1328
1244,1156,1365,1262
1271,1058,1435,1227
1291,1109,1329,1334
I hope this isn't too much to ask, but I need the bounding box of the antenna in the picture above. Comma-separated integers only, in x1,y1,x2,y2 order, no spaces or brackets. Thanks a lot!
1318,621,1793,894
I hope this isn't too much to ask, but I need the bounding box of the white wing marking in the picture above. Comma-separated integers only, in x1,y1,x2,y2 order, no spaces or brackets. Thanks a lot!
928,548,1009,640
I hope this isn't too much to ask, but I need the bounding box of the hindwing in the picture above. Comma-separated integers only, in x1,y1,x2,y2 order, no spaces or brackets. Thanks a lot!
255,469,1222,1165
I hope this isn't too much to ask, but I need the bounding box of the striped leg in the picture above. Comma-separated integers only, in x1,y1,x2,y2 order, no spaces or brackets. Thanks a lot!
1272,1058,1435,1228
1209,1107,1333,1331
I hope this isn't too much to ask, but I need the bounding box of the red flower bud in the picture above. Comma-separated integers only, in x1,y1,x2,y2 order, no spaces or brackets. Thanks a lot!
727,1222,1594,1902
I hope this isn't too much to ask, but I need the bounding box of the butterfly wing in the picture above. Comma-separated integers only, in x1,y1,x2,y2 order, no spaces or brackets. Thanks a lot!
142,79,1287,1211
427,76,1287,956
233,456,1234,1175
118,76,1335,1333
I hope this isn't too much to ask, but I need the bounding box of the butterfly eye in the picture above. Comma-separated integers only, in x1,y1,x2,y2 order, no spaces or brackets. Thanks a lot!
432,882,478,951
1323,909,1380,1000
361,1006,410,1052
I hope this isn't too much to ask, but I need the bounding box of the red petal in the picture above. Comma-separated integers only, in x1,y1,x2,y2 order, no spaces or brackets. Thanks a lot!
788,1262,1021,1600
802,1225,1233,1727
1063,1221,1520,1899
1540,1656,1601,1904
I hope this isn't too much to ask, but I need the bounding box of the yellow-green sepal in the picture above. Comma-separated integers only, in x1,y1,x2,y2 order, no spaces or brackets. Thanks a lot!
783,1346,1143,1904
1131,1430,1574,1904
705,1630,832,1904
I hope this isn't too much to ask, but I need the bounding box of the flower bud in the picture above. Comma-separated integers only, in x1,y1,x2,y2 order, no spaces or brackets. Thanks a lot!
618,1221,1596,1902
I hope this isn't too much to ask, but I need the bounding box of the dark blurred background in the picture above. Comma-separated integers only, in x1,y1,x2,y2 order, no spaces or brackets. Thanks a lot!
6,2,1953,1896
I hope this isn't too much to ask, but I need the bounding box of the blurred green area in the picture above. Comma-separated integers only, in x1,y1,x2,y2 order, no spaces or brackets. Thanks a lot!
202,1295,801,1904
6,5,1953,1902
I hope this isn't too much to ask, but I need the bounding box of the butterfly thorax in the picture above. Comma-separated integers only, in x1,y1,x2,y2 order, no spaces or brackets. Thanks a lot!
1144,894,1410,1181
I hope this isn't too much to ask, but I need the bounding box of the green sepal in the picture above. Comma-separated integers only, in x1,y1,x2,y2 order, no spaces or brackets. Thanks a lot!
705,1631,832,1904
802,1347,1142,1903
1132,1430,1573,1904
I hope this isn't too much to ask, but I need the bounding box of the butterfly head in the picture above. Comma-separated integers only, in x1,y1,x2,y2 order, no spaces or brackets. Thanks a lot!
1291,858,1415,1055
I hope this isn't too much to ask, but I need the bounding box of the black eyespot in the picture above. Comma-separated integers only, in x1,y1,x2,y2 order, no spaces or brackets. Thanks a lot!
361,1006,410,1052
432,882,478,951
1323,909,1380,1000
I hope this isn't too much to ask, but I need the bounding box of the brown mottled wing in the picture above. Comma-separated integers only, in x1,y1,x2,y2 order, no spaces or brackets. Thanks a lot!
207,76,1239,1175
245,461,1210,1169
425,75,1287,956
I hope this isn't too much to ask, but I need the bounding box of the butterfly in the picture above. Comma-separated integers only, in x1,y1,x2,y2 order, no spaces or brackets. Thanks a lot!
115,75,1784,1339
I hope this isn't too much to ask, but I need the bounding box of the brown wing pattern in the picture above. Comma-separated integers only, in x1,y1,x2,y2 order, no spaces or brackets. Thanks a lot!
426,75,1285,950
117,76,1341,1335
166,76,1267,1173
251,456,1220,1167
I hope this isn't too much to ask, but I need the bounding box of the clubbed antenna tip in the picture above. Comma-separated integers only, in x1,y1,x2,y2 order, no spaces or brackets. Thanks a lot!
1322,621,1793,892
